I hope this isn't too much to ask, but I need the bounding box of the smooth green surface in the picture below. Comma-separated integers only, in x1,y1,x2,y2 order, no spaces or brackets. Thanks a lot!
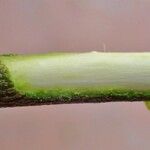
1,52,150,100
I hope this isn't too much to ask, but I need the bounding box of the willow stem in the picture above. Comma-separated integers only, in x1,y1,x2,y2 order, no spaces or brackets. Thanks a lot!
0,52,150,108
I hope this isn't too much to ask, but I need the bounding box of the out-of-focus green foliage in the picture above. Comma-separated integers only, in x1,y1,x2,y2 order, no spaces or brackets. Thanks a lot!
145,101,150,110
0,53,18,56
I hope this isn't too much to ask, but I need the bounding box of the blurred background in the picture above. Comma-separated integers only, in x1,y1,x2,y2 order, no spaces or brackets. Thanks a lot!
0,0,150,53
0,0,150,150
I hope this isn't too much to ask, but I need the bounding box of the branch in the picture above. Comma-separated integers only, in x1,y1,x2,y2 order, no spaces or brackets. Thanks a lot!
0,52,150,108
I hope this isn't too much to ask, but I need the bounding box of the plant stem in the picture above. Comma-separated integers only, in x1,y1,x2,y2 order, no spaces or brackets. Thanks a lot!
0,52,150,108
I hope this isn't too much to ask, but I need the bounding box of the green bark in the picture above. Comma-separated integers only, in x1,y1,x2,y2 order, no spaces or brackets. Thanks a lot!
0,52,150,108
